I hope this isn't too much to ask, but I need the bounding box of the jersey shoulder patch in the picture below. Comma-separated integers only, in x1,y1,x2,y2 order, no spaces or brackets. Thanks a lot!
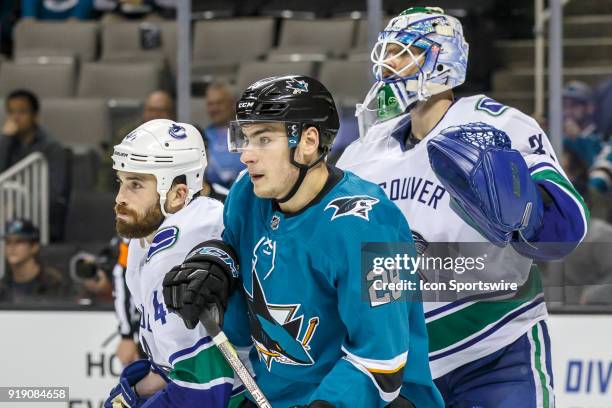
474,96,509,117
146,226,179,262
324,195,380,221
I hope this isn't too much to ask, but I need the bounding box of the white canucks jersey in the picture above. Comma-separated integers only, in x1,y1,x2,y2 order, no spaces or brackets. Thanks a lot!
125,197,243,405
338,95,588,378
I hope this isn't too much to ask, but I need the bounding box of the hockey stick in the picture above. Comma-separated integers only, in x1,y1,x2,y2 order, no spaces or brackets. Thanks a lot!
199,309,272,408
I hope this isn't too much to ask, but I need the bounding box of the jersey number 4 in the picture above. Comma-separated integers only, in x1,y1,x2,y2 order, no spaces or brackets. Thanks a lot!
140,290,168,332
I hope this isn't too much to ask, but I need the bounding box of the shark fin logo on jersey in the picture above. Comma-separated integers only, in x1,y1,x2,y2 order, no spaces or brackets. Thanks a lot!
169,124,187,139
246,268,319,370
325,195,380,221
286,78,309,95
245,236,319,370
146,226,179,262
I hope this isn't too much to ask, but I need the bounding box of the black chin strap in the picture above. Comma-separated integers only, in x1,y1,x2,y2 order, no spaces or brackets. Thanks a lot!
276,147,328,204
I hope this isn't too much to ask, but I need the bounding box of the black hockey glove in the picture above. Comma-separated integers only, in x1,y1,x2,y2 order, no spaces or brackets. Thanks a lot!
162,240,239,329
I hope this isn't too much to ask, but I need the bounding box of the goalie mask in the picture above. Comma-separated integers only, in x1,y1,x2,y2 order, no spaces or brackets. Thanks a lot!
357,7,469,135
112,119,207,216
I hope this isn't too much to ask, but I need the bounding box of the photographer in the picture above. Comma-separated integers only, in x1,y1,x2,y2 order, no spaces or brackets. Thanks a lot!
70,237,120,304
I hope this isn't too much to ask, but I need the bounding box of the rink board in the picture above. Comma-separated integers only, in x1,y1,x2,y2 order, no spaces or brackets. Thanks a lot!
0,311,610,408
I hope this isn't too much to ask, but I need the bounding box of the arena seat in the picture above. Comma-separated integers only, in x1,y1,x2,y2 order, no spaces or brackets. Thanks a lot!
192,18,275,80
100,21,169,65
64,191,117,243
39,98,111,153
13,20,99,62
235,61,316,94
274,18,356,58
319,59,373,107
0,61,76,97
77,62,163,99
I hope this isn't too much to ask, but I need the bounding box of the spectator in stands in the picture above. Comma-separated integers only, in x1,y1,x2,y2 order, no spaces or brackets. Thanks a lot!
0,89,70,241
590,142,612,194
202,80,244,189
140,89,176,123
561,146,589,197
555,149,612,305
0,219,67,304
71,251,113,305
21,0,94,19
563,81,603,167
98,90,175,192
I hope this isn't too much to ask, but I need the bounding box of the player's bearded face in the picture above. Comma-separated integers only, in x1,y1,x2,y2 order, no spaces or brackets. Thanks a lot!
115,201,164,238
114,171,164,238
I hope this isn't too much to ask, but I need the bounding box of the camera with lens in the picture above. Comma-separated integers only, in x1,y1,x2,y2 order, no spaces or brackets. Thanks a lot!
70,237,120,282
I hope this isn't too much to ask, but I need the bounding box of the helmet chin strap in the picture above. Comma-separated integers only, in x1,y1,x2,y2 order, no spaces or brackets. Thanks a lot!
276,147,328,204
159,194,170,218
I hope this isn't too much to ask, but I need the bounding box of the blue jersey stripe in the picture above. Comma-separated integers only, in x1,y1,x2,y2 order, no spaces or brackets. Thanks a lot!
144,380,232,408
168,336,213,365
529,162,557,174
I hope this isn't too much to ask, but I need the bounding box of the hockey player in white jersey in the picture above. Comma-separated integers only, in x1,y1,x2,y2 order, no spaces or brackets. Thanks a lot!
338,7,589,407
105,119,244,407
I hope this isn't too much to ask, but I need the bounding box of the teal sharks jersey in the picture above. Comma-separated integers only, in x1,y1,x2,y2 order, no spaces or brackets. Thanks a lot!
222,167,443,408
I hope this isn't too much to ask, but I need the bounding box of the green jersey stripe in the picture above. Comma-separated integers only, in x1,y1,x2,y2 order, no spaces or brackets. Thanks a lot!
531,168,590,222
428,268,542,353
531,324,550,407
169,345,234,385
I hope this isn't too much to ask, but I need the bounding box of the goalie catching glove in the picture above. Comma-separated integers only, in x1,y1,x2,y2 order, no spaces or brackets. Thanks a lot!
427,122,544,246
162,240,239,329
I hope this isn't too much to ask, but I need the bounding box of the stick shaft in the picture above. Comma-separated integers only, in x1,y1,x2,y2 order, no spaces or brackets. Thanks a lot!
199,314,272,408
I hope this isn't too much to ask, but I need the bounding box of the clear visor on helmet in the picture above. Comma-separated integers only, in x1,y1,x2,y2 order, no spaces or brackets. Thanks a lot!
227,120,292,153
371,32,432,82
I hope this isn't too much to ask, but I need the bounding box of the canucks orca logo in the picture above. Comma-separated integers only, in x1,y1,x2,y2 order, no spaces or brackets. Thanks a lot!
286,78,309,95
246,237,319,370
325,195,380,221
475,97,508,116
147,226,179,262
169,124,187,139
124,130,139,141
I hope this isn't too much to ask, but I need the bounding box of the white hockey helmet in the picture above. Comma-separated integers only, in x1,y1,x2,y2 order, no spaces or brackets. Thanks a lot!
112,119,207,216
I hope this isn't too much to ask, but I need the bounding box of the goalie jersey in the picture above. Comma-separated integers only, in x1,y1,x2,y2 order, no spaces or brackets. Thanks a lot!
125,197,244,407
337,95,589,378
222,167,443,408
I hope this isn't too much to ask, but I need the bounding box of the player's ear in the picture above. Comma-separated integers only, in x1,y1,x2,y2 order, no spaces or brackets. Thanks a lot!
166,182,189,212
298,126,320,162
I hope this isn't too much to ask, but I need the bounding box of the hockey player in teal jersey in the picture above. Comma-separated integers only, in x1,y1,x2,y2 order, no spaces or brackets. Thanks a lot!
162,76,443,407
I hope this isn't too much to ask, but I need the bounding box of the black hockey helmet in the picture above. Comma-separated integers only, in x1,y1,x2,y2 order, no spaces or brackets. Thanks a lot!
229,75,339,154
229,75,340,203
